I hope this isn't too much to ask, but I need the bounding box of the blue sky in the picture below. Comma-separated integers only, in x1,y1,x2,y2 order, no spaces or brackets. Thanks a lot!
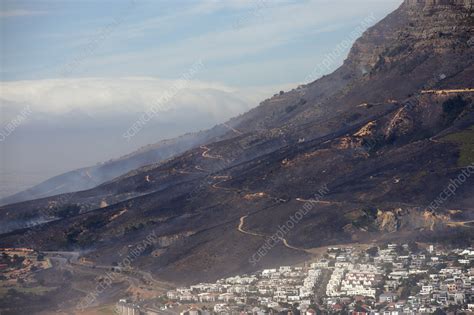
2,0,402,85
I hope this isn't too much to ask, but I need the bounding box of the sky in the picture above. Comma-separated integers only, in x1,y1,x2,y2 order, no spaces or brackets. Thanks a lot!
0,0,403,197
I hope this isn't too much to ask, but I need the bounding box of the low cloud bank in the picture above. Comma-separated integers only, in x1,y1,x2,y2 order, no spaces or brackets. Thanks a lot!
0,77,294,197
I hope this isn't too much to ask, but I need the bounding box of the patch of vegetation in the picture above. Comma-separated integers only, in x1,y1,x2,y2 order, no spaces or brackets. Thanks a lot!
351,207,379,231
442,96,469,125
442,126,474,166
399,274,425,299
285,98,307,114
1,252,25,268
366,246,378,257
65,228,81,245
362,206,378,218
55,204,81,218
124,222,146,234
0,285,56,298
83,215,108,230
361,135,388,154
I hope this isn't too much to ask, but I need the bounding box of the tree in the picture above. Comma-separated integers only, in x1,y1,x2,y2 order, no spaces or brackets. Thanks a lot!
407,241,419,253
395,244,405,255
382,262,393,274
379,243,389,250
366,246,378,257
12,255,25,267
442,95,469,124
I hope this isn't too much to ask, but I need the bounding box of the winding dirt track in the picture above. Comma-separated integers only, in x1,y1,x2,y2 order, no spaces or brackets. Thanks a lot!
198,148,288,241
238,215,265,237
211,178,239,192
237,215,310,253
194,165,208,172
200,145,223,159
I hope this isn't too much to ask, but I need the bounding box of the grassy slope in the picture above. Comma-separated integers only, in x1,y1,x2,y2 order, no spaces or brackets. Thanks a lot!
442,126,474,166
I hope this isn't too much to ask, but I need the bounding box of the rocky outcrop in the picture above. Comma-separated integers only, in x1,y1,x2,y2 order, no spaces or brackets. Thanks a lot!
349,207,456,234
354,121,378,138
375,209,401,233
405,0,474,9
346,0,473,78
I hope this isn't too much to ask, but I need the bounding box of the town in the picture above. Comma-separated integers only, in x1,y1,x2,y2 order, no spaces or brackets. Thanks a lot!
116,243,474,315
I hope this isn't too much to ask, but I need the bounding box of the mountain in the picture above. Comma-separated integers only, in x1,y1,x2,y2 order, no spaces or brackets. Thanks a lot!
0,0,473,307
0,123,241,206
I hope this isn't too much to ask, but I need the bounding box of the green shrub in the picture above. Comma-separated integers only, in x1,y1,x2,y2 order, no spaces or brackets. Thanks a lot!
442,96,469,124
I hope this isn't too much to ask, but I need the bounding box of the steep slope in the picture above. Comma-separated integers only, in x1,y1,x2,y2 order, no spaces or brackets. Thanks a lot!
0,0,473,288
0,123,239,206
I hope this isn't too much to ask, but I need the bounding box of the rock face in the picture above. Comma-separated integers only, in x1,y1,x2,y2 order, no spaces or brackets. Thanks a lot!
405,0,474,8
403,0,473,52
372,208,452,233
376,209,401,233
350,0,473,76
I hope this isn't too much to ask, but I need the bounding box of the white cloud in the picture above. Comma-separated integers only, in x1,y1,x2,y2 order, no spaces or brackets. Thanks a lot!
0,77,295,186
0,77,294,124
